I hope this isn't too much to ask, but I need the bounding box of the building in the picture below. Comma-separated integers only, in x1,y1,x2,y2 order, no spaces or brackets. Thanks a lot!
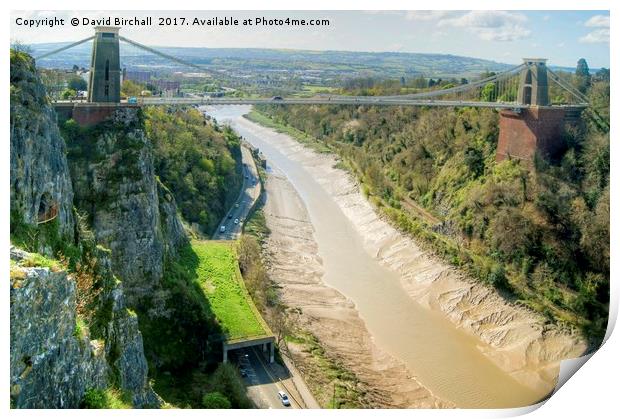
123,69,154,84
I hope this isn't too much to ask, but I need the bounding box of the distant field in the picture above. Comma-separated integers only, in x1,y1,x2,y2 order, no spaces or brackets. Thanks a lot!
191,240,267,341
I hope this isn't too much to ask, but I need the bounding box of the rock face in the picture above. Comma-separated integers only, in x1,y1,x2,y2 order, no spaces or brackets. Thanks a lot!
10,51,74,239
10,51,176,408
10,248,108,408
96,250,162,407
66,108,187,308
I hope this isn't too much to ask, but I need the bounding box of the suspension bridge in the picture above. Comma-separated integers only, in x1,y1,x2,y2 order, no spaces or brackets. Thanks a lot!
37,26,592,161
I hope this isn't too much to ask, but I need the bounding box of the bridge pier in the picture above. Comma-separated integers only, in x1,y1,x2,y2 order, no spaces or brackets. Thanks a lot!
496,106,569,162
54,103,140,127
496,58,583,163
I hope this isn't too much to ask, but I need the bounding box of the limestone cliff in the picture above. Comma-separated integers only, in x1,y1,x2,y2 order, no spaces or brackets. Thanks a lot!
10,50,74,242
10,247,107,408
10,247,160,408
63,107,187,308
9,51,181,408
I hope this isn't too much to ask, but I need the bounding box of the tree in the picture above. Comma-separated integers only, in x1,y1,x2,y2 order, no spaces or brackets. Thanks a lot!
480,82,496,102
575,58,591,93
202,392,232,409
207,364,252,408
594,68,610,82
68,76,87,92
121,79,145,97
61,88,77,99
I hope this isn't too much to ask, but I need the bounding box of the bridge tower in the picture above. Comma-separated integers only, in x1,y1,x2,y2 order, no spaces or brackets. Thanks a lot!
87,26,121,103
517,58,549,106
496,58,572,162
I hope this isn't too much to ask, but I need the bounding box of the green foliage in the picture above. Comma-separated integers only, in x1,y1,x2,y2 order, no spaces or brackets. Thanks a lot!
202,391,231,409
121,79,145,97
205,363,253,408
191,240,267,340
68,76,87,92
144,107,242,234
61,88,77,99
480,82,496,102
139,243,218,371
82,388,132,409
575,58,591,93
10,210,81,268
74,316,88,341
253,78,609,344
286,332,368,408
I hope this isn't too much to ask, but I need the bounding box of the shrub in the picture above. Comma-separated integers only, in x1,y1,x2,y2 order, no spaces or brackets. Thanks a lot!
82,388,132,409
202,391,231,409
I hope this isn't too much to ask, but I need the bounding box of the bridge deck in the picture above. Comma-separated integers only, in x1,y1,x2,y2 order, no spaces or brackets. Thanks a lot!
53,98,588,109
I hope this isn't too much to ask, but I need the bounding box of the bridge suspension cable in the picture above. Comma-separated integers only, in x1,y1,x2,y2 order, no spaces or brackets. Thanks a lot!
394,63,526,101
547,68,590,104
118,36,215,76
34,36,95,61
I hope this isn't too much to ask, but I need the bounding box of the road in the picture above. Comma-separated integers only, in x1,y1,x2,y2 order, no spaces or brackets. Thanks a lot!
232,348,299,409
212,145,261,240
206,111,319,409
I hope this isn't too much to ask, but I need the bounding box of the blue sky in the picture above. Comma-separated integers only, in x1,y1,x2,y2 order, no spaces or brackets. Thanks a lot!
11,10,610,68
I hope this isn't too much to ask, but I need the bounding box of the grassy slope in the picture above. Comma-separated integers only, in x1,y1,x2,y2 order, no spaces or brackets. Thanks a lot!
191,240,268,341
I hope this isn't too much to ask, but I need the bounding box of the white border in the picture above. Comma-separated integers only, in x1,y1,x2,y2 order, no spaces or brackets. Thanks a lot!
3,1,616,418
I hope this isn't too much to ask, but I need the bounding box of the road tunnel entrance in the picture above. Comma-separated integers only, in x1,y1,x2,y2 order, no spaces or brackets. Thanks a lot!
223,336,275,364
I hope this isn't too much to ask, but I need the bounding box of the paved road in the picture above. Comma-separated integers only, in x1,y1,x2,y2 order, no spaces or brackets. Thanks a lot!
212,145,261,240
232,347,301,409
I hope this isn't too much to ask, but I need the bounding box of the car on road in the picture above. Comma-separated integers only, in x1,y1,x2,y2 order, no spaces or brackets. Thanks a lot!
278,391,291,407
234,218,239,225
272,96,283,101
235,203,240,208
228,214,233,219
220,225,226,233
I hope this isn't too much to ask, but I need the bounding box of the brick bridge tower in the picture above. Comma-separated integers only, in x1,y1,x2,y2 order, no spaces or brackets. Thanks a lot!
87,26,121,103
496,58,574,162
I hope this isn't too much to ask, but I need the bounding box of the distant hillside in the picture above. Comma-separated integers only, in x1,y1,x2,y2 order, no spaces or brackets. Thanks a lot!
30,41,520,79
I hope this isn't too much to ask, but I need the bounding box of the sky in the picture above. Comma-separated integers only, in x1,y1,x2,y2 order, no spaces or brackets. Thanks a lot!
10,10,610,68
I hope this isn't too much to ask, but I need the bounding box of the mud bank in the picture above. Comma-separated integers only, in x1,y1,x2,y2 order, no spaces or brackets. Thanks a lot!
263,172,448,408
246,116,587,398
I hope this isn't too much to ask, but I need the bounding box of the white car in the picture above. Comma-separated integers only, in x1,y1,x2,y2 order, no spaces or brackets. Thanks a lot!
277,391,290,407
220,225,226,233
234,218,239,225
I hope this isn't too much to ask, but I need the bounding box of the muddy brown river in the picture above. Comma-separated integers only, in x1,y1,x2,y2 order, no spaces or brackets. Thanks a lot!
204,105,547,408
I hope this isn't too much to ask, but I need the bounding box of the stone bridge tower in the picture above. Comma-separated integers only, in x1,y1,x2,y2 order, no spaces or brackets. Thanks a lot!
87,26,121,103
517,58,549,106
496,58,575,162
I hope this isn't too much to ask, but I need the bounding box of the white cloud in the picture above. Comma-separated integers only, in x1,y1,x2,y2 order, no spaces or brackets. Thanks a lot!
580,28,610,43
579,14,610,43
437,11,530,42
584,15,610,28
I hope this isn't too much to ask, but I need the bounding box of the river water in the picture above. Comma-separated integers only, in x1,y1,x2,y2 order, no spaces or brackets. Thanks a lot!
204,105,545,408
